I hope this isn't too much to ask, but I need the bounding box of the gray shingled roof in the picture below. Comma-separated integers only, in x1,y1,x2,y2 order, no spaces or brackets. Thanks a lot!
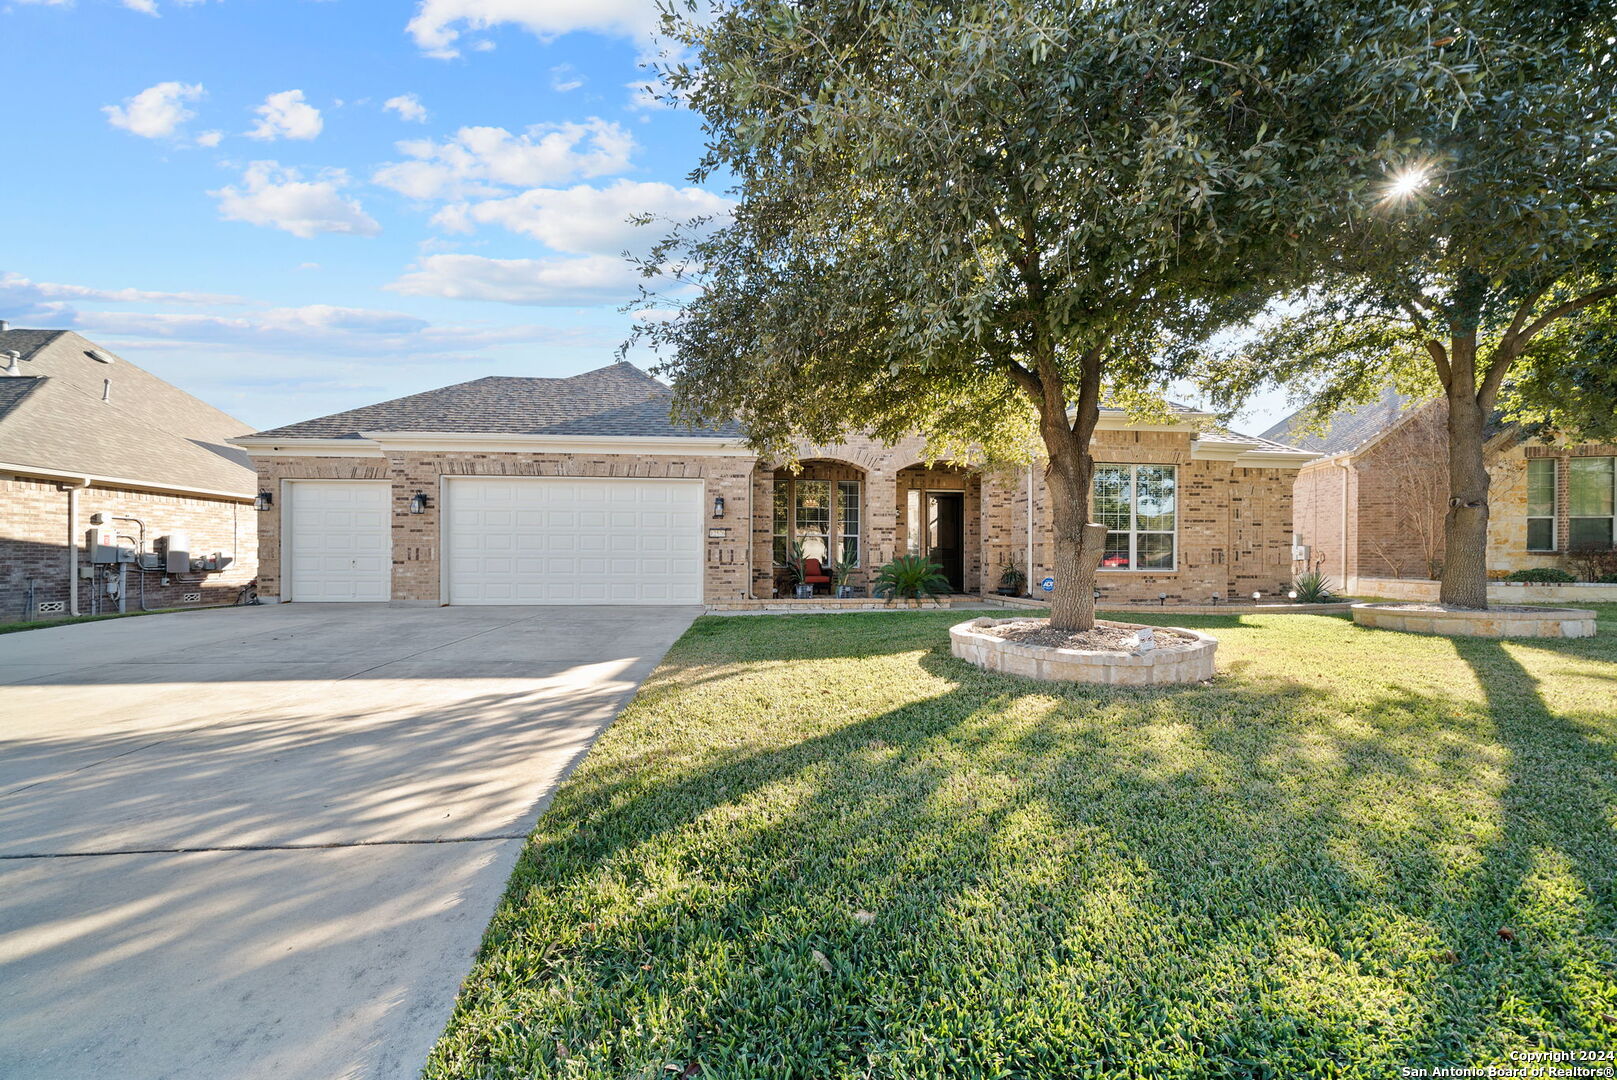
1260,387,1424,455
0,329,256,494
1196,427,1312,454
252,362,744,440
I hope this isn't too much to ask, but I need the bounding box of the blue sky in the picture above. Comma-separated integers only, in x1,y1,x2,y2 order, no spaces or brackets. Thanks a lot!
0,0,1293,435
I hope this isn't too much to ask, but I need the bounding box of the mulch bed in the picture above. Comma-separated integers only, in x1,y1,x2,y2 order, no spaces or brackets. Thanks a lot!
986,619,1198,653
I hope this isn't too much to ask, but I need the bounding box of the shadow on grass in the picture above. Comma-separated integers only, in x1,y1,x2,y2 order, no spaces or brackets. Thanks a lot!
428,617,1617,1080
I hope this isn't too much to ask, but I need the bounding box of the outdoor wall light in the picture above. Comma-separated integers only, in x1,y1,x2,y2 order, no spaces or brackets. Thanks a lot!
712,495,725,519
409,492,430,515
253,491,273,512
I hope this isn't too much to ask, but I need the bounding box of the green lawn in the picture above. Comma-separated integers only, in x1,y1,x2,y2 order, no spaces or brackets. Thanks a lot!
428,607,1617,1079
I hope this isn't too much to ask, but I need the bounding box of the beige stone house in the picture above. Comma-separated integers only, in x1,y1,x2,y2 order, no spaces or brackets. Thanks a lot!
233,361,1317,607
0,326,258,621
1265,389,1617,587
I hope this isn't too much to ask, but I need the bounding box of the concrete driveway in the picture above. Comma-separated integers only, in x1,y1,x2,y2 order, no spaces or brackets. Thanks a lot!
0,603,698,1080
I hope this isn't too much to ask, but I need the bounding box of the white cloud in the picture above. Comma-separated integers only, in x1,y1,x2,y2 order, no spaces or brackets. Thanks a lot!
549,64,583,92
210,162,381,238
372,118,634,200
383,94,429,123
405,0,657,58
247,90,324,141
435,180,732,255
0,271,242,310
103,81,204,139
195,130,223,147
387,253,649,306
122,0,159,14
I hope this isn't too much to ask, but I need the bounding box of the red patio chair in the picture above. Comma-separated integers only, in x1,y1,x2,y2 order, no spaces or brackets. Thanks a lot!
801,558,832,594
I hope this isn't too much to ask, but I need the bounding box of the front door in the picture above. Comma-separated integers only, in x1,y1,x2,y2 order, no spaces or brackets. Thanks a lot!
925,492,965,592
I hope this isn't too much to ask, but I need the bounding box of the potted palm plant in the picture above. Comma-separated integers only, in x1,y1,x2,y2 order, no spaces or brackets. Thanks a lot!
996,557,1027,597
832,560,857,599
783,540,814,599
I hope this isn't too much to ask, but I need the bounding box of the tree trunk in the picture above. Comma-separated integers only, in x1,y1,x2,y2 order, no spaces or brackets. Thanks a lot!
1042,400,1107,631
1438,335,1491,609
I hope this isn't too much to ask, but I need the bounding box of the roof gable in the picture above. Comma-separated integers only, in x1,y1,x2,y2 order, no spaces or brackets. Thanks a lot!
251,362,742,440
0,329,255,495
1260,387,1429,456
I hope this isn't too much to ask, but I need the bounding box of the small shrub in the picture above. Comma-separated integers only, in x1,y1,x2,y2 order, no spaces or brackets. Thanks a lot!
872,555,952,600
997,558,1027,594
1291,570,1338,603
1568,546,1617,583
1505,567,1577,583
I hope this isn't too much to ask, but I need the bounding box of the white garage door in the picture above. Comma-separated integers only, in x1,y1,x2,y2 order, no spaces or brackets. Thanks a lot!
446,477,703,605
286,481,392,602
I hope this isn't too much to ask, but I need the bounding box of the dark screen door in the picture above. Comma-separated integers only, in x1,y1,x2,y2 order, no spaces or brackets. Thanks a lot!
926,492,965,592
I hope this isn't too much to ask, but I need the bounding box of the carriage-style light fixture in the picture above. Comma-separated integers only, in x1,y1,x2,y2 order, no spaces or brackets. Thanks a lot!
253,491,273,511
712,495,725,519
409,492,430,515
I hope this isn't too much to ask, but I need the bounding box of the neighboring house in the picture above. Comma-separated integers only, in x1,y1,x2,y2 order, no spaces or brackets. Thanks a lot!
1264,388,1617,586
233,361,1317,607
0,326,258,621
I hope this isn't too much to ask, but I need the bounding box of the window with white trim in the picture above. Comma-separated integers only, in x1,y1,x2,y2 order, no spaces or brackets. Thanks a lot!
1526,457,1556,552
1093,464,1176,570
838,480,861,566
772,480,791,566
1568,456,1616,550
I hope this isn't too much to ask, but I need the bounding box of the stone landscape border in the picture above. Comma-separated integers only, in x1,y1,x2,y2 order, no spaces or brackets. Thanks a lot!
950,617,1218,685
1351,602,1597,639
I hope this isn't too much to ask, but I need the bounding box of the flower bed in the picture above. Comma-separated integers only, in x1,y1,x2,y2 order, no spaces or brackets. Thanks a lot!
950,616,1217,685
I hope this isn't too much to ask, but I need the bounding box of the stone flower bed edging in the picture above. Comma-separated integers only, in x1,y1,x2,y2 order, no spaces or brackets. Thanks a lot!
1351,602,1597,639
950,617,1217,686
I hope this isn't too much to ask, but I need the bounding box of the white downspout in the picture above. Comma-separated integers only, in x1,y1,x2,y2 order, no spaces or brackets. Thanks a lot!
65,480,88,615
1336,458,1354,590
1025,462,1034,597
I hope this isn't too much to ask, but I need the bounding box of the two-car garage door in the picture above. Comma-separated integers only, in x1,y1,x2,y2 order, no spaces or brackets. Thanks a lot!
446,477,703,605
284,477,704,605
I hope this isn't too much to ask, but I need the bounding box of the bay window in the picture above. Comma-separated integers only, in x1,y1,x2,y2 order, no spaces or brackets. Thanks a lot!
1093,464,1176,570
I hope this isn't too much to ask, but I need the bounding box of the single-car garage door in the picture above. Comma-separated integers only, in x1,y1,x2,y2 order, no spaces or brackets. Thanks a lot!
445,477,703,605
285,480,392,602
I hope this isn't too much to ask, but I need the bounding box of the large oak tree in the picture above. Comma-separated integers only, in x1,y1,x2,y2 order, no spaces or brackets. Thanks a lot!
1202,0,1617,608
634,0,1461,629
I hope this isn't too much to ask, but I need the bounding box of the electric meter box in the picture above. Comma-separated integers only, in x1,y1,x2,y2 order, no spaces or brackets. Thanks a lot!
89,527,133,564
158,533,191,574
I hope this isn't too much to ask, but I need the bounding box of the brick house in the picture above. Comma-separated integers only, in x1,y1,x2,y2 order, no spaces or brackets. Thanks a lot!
0,326,258,621
1265,388,1617,587
233,361,1317,607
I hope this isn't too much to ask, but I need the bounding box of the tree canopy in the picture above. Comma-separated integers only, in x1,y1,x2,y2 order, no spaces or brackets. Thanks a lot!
1198,0,1617,606
633,0,1473,626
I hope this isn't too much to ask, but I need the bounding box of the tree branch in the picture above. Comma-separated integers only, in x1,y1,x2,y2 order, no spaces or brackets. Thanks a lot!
1424,339,1452,390
1517,282,1617,347
1481,282,1617,409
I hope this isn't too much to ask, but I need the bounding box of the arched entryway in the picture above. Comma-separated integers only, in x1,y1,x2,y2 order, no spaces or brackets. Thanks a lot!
895,463,982,593
764,458,868,596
